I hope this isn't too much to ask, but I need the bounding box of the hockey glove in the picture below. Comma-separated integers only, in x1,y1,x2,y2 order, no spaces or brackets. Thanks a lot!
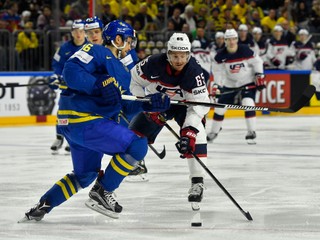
94,75,121,105
254,73,266,91
211,84,221,97
179,126,199,155
142,93,170,112
299,52,308,61
48,74,62,90
271,57,281,67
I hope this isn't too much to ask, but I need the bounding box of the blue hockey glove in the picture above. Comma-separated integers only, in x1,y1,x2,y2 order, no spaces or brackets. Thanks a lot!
48,74,61,90
142,93,170,112
94,75,121,105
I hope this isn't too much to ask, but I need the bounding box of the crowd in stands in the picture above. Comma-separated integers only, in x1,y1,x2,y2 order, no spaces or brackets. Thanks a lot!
1,0,320,71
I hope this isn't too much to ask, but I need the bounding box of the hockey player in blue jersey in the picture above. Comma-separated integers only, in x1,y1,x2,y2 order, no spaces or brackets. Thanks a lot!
129,33,210,209
50,19,88,153
19,20,170,221
84,16,104,45
207,29,266,144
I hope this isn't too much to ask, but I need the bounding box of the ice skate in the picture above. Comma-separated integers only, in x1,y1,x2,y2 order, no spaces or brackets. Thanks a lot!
207,127,222,142
18,200,50,223
65,144,70,153
188,177,204,211
245,131,256,145
85,180,122,219
50,134,64,154
125,160,149,182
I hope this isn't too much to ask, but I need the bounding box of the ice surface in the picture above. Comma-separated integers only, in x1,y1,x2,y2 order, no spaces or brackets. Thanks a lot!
0,116,320,240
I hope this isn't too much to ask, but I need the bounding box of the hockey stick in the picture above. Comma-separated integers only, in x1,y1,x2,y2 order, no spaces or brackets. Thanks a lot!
163,122,253,221
122,85,315,113
119,112,166,159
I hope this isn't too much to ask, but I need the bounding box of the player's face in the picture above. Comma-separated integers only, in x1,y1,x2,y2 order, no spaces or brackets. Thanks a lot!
168,51,189,71
71,28,86,45
119,37,134,58
299,34,308,42
225,37,238,53
86,28,103,45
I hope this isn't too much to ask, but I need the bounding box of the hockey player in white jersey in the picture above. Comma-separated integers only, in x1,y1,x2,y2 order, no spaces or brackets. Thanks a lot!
207,29,266,144
191,39,212,83
265,25,291,70
129,33,210,209
288,29,317,70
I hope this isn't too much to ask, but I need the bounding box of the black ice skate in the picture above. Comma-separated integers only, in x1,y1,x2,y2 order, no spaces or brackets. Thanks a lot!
125,160,148,182
85,180,122,219
18,200,50,223
50,134,64,154
65,144,70,153
188,177,204,211
245,131,256,145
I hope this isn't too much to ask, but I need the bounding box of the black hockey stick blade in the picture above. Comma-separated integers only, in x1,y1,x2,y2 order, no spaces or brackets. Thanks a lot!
148,144,166,159
268,84,315,113
245,211,253,221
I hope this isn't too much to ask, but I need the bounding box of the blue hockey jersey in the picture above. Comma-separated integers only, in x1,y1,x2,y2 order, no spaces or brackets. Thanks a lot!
60,43,141,125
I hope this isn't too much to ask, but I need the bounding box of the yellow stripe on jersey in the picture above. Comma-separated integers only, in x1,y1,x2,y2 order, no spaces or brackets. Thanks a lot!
58,110,92,117
56,181,70,199
115,154,134,171
63,175,77,195
67,116,103,123
110,155,135,176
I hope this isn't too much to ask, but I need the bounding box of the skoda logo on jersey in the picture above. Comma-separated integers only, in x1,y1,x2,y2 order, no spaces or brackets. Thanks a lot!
229,63,245,73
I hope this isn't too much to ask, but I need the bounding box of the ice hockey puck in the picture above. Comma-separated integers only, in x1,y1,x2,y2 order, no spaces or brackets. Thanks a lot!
191,222,202,227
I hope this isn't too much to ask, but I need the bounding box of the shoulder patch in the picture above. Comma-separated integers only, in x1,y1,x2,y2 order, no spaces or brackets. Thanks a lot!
71,50,93,64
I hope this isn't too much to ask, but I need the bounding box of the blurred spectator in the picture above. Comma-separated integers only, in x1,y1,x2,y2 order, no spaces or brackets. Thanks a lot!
19,10,31,29
276,7,295,29
234,0,249,23
280,19,296,45
292,1,310,29
265,25,291,69
261,9,277,33
220,9,237,29
101,3,117,25
248,0,264,19
288,29,317,70
168,7,186,31
134,3,153,30
180,4,196,33
194,27,210,49
0,1,21,32
125,0,140,18
15,21,39,71
107,0,121,18
145,0,158,20
210,7,224,32
173,0,189,14
181,23,192,41
36,4,52,30
68,0,88,20
154,5,166,31
309,0,320,33
162,0,175,19
250,9,263,27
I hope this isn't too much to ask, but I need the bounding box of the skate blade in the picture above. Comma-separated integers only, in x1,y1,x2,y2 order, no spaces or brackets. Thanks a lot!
191,202,200,211
125,174,149,182
51,150,59,155
246,139,256,145
17,215,32,223
85,199,119,219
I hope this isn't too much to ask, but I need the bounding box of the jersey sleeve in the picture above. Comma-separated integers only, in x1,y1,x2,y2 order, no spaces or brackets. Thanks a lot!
130,56,153,97
52,46,66,76
247,50,264,74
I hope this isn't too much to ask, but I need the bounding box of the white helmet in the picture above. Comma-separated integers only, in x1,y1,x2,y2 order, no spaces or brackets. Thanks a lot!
224,29,238,39
191,39,201,49
167,33,191,53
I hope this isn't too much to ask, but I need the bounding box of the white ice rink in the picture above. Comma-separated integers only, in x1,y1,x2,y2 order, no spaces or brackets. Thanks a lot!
0,115,320,240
